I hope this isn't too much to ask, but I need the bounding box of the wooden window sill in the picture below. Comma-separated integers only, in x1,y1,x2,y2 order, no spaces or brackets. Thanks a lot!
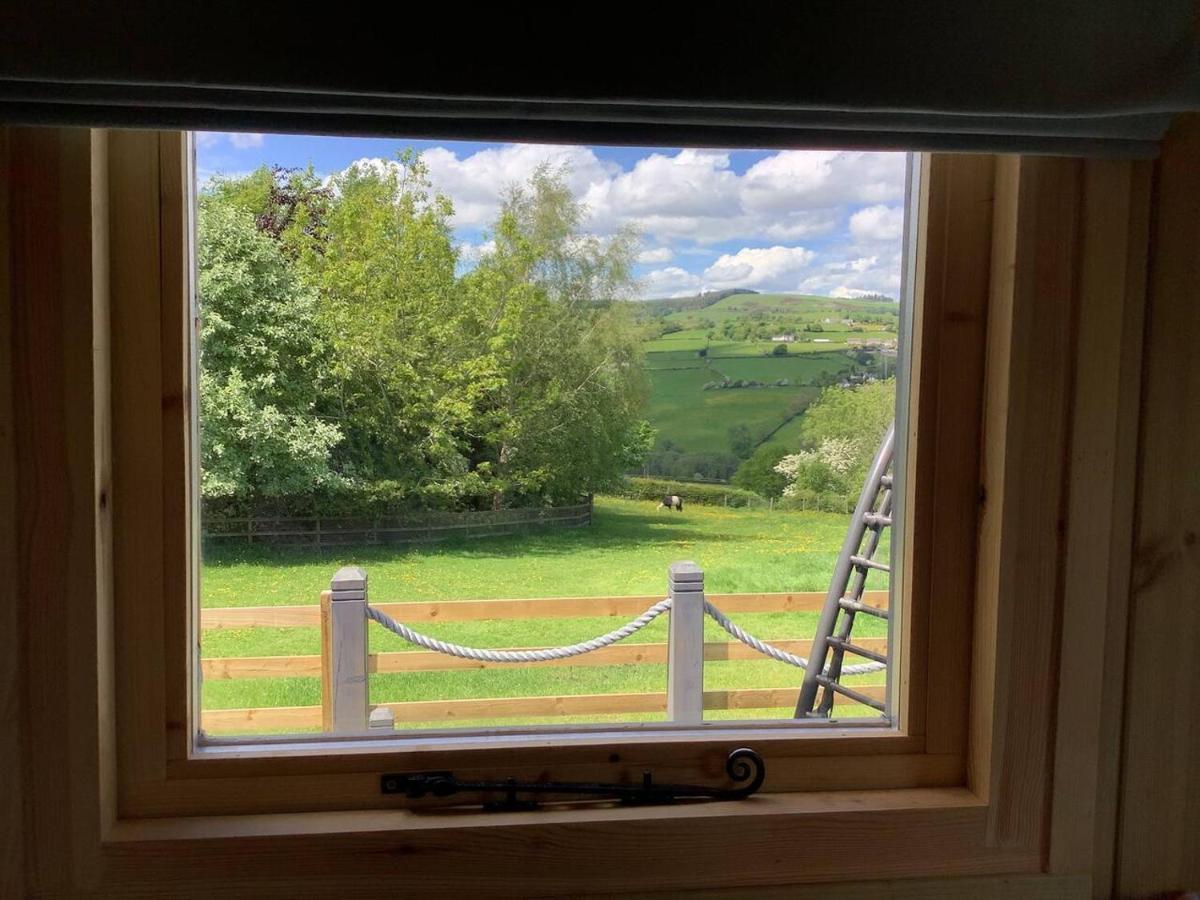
98,787,1042,895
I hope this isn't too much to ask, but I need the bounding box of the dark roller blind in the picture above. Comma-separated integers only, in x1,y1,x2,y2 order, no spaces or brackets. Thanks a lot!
2,2,1197,156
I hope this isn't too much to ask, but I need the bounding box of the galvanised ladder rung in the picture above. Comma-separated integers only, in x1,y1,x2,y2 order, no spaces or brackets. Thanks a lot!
861,512,892,528
849,554,890,573
815,675,886,713
838,597,889,619
826,636,888,664
879,474,893,488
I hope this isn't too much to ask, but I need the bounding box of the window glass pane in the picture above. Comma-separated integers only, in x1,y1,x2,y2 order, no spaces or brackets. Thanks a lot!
193,132,909,739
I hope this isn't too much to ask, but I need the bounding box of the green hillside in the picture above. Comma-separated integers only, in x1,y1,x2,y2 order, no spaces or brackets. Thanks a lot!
633,291,898,483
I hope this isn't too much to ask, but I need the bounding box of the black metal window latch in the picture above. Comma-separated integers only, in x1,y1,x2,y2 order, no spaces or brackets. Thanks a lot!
381,747,765,812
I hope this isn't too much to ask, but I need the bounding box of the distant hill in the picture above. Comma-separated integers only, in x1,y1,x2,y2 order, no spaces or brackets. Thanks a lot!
633,288,758,317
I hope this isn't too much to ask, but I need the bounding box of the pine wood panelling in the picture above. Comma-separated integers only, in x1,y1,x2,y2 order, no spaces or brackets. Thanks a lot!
7,127,113,893
973,156,1081,847
1116,115,1200,896
1047,158,1151,893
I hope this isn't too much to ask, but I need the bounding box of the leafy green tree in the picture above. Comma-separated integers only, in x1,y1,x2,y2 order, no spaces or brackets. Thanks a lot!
774,378,895,497
302,153,478,488
731,443,789,497
772,342,789,356
206,165,331,260
727,423,755,458
799,377,894,459
197,198,341,499
198,156,650,511
461,164,650,505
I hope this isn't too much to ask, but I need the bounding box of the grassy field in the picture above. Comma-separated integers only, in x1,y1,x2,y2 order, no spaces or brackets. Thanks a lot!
201,497,889,732
646,370,819,455
637,293,897,460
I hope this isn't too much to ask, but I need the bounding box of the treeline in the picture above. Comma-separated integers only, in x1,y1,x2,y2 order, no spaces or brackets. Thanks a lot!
199,157,652,515
633,288,758,318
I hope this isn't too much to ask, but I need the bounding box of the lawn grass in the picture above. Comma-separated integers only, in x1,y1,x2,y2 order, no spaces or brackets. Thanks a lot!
201,497,872,607
200,498,891,734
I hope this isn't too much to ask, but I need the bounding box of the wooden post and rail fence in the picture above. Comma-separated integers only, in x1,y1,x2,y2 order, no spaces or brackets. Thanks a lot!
201,500,594,548
200,565,889,733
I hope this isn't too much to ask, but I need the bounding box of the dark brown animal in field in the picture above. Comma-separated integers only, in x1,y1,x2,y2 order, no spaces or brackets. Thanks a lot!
658,494,683,511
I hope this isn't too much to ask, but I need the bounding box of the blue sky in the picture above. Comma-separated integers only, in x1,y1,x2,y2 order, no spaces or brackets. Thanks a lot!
197,132,907,300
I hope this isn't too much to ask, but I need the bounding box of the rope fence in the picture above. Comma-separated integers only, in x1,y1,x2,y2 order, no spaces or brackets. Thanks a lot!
702,600,886,676
366,599,673,664
363,595,884,676
319,561,888,734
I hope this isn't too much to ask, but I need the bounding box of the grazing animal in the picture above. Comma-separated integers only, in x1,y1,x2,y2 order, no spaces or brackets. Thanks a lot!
658,494,683,512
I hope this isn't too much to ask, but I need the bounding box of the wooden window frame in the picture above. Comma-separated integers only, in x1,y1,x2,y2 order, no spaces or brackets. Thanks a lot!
3,123,1155,895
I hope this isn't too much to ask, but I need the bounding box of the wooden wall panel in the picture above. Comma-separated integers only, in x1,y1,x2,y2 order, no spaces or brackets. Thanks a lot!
904,154,994,752
1116,115,1200,896
972,156,1082,849
5,127,112,893
0,126,26,900
1046,159,1152,895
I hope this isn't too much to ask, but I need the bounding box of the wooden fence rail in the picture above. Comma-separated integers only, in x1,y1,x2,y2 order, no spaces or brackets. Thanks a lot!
200,589,889,630
201,636,890,680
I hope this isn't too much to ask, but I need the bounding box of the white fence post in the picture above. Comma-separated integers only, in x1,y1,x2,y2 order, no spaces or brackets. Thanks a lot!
667,561,705,724
321,566,370,734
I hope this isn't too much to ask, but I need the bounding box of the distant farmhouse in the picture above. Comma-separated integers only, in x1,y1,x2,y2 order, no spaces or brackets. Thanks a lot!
770,333,797,343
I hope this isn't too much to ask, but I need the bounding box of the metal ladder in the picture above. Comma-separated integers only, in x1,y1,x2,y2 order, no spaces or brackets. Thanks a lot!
794,421,895,718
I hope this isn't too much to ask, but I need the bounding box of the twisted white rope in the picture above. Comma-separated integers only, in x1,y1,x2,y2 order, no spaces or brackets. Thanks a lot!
703,600,886,676
364,596,886,676
366,599,672,663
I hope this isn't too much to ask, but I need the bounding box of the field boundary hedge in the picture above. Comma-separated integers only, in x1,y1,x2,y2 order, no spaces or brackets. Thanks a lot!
616,477,768,508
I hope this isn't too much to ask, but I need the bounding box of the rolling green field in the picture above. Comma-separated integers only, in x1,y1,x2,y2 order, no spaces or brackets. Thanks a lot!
646,367,819,455
201,497,889,732
636,292,897,463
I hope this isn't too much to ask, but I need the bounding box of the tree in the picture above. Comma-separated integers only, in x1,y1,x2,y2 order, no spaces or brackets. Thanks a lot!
772,342,789,356
458,163,651,505
727,423,755,458
774,378,895,498
302,152,475,488
206,165,332,260
731,443,789,497
197,155,652,511
196,197,342,500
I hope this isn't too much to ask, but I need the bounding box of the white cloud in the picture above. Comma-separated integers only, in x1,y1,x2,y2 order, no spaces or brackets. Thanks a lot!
418,144,617,229
640,266,702,297
742,151,905,212
702,246,817,291
196,131,266,151
337,147,905,251
330,146,908,298
637,247,674,264
798,249,903,299
228,132,266,150
458,239,496,264
849,205,905,242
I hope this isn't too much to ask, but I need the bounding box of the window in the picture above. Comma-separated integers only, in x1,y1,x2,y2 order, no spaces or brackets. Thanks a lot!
190,135,914,741
13,124,1137,892
97,131,1000,823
